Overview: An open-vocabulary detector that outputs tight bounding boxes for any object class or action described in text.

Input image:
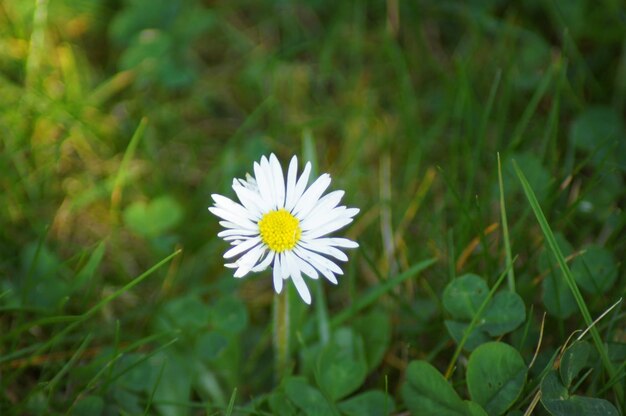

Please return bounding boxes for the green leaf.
[542,265,577,318]
[352,310,391,371]
[20,242,69,309]
[401,360,467,416]
[195,332,228,362]
[148,351,192,416]
[559,341,592,388]
[467,342,527,416]
[22,273,69,310]
[71,395,104,416]
[578,172,623,217]
[443,274,488,320]
[21,242,62,279]
[284,376,339,416]
[481,291,526,336]
[315,327,367,401]
[124,195,183,238]
[540,370,619,416]
[443,275,525,351]
[116,353,153,393]
[156,295,211,334]
[112,388,143,415]
[337,390,396,416]
[465,401,489,416]
[540,233,577,319]
[444,320,491,351]
[210,296,248,335]
[571,246,618,295]
[298,342,323,379]
[268,390,299,416]
[510,34,552,90]
[608,342,626,363]
[569,107,625,165]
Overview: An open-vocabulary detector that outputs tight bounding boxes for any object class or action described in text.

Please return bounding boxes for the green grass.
[1,1,625,415]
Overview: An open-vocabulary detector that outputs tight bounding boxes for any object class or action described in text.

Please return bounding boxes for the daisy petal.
[252,250,274,272]
[217,228,258,238]
[285,252,311,304]
[219,220,243,230]
[302,215,356,239]
[223,236,256,243]
[302,191,345,228]
[279,252,289,280]
[286,161,311,211]
[223,236,262,259]
[293,174,331,219]
[319,270,337,284]
[261,156,277,208]
[298,240,348,262]
[273,254,283,294]
[269,153,286,208]
[315,237,359,248]
[209,207,257,230]
[292,251,319,280]
[211,194,257,222]
[254,160,274,209]
[236,175,258,192]
[232,183,268,217]
[233,245,264,278]
[301,206,359,231]
[294,247,338,284]
[285,156,298,209]
[294,246,344,275]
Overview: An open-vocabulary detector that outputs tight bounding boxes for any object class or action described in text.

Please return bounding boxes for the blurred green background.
[1,0,625,415]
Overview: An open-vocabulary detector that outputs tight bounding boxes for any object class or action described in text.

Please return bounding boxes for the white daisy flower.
[209,154,359,304]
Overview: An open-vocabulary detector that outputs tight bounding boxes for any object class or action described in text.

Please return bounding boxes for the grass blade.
[110,117,148,215]
[46,333,94,397]
[25,0,48,89]
[225,388,237,416]
[497,153,515,292]
[144,358,167,415]
[2,249,181,386]
[513,162,622,407]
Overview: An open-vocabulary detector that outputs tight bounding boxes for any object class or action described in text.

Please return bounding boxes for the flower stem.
[273,289,290,382]
[314,280,330,345]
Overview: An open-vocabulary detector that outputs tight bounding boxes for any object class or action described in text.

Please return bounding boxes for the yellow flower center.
[258,209,302,253]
